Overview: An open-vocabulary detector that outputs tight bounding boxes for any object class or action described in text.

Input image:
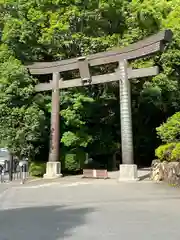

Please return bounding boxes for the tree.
[60,90,94,149]
[126,0,180,165]
[0,45,47,159]
[0,0,180,169]
[155,112,180,162]
[156,112,180,143]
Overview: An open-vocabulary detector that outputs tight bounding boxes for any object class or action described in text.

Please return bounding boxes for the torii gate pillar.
[44,72,62,179]
[118,60,138,181]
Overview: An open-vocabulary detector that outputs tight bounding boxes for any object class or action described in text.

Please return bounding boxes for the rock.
[151,160,180,185]
[161,161,168,181]
[150,159,163,182]
[151,159,160,168]
[164,162,180,185]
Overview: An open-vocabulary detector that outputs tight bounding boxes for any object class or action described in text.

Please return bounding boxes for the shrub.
[29,162,46,177]
[155,143,176,162]
[65,153,79,172]
[171,142,180,161]
[64,150,86,172]
[156,112,180,143]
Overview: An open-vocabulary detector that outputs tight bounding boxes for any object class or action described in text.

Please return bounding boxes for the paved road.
[0,184,9,196]
[0,180,180,240]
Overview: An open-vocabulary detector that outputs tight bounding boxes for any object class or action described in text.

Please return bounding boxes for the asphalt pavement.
[0,179,180,240]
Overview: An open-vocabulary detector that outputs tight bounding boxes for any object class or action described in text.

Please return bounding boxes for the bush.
[155,113,180,162]
[29,162,46,177]
[155,143,176,162]
[171,143,180,161]
[156,112,180,143]
[64,150,86,172]
[65,153,79,172]
[155,142,180,162]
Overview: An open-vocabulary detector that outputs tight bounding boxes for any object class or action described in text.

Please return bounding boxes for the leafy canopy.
[0,46,46,158]
[1,0,180,168]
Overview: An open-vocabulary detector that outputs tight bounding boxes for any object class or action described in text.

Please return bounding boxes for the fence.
[0,158,29,184]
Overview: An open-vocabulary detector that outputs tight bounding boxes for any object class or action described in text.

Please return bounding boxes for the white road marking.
[14,181,91,189]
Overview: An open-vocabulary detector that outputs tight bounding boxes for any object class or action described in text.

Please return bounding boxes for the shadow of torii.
[0,205,94,240]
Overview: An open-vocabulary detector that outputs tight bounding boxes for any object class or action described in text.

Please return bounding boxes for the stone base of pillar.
[118,164,139,182]
[43,162,62,179]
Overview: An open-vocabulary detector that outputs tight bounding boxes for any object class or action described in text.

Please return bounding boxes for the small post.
[19,160,28,184]
[9,154,13,181]
[118,60,138,181]
[44,72,62,179]
[0,165,3,183]
[21,166,25,184]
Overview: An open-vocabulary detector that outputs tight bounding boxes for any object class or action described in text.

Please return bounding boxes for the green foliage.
[64,151,85,172]
[29,162,46,177]
[155,142,180,162]
[1,0,180,167]
[0,49,47,159]
[60,91,94,149]
[156,112,180,143]
[155,142,176,161]
[155,112,180,162]
[61,131,92,148]
[64,154,79,172]
[171,142,180,161]
[0,0,128,61]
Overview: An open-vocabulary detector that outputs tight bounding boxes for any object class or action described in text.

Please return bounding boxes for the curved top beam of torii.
[27,30,172,75]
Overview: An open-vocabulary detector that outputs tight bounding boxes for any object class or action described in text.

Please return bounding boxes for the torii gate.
[27,29,172,180]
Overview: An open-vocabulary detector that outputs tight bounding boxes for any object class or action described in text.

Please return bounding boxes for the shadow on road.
[0,205,94,240]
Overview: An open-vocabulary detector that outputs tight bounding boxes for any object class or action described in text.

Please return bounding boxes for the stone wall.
[151,160,180,185]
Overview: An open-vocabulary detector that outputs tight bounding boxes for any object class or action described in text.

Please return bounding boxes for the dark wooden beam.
[27,30,172,75]
[35,66,158,92]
